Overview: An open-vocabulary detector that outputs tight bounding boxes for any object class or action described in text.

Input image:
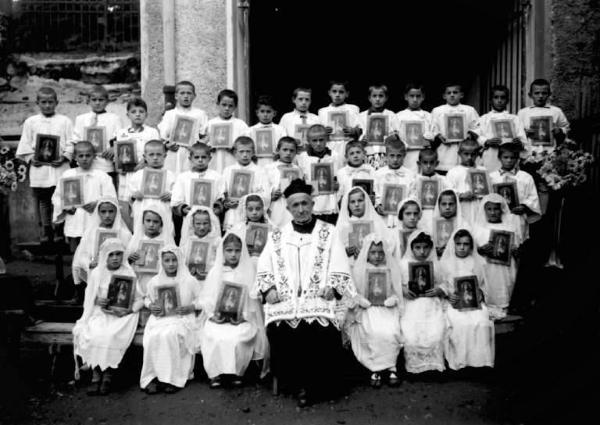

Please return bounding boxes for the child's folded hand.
[31,160,43,167]
[271,189,282,201]
[459,191,475,201]
[165,140,179,151]
[176,305,194,315]
[128,252,140,263]
[477,243,494,256]
[375,204,385,216]
[324,126,333,134]
[345,245,357,257]
[149,302,162,316]
[95,297,109,308]
[223,198,238,209]
[101,149,115,160]
[51,157,67,167]
[159,192,171,202]
[485,138,502,147]
[424,287,444,298]
[82,201,97,213]
[447,293,459,304]
[357,296,371,309]
[383,296,398,308]
[511,205,527,215]
[65,207,77,215]
[403,287,417,300]
[89,260,98,269]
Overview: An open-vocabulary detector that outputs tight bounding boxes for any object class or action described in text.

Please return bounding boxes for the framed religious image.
[246,222,269,256]
[311,162,334,195]
[328,110,348,140]
[85,126,106,153]
[399,228,413,257]
[454,275,481,311]
[381,184,405,215]
[95,229,118,259]
[351,179,374,197]
[106,275,135,313]
[468,169,490,198]
[255,128,275,158]
[216,281,246,322]
[366,269,391,306]
[529,116,553,146]
[366,114,388,145]
[190,178,213,207]
[488,230,513,266]
[210,122,233,148]
[445,114,465,142]
[435,218,455,248]
[114,139,137,172]
[171,115,196,147]
[61,175,84,209]
[135,240,163,273]
[187,240,209,279]
[156,284,180,317]
[493,181,520,210]
[404,121,427,148]
[408,261,434,296]
[228,169,253,201]
[142,169,165,199]
[278,166,301,191]
[491,119,515,142]
[348,220,373,250]
[34,134,60,164]
[294,124,311,145]
[420,179,439,210]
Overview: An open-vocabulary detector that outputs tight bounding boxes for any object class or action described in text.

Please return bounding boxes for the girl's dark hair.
[410,232,433,249]
[453,229,473,245]
[246,194,263,206]
[438,190,457,205]
[143,210,163,226]
[192,209,210,221]
[398,200,421,219]
[223,233,242,247]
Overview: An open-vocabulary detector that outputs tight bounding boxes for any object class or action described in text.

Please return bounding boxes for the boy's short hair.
[145,139,166,152]
[217,89,238,106]
[175,80,196,94]
[443,83,463,92]
[328,80,349,91]
[189,141,212,156]
[292,87,312,98]
[256,95,275,110]
[277,136,298,151]
[453,229,473,244]
[89,84,109,99]
[368,84,388,96]
[37,86,58,101]
[404,82,425,94]
[410,231,433,249]
[529,78,551,92]
[127,96,147,112]
[439,189,457,204]
[384,134,407,153]
[345,140,365,155]
[74,140,95,154]
[458,138,480,152]
[418,148,438,162]
[307,124,327,138]
[246,194,264,206]
[498,143,519,157]
[232,136,255,151]
[491,84,510,99]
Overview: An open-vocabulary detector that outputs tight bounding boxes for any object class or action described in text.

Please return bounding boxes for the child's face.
[98,203,117,227]
[368,89,387,109]
[402,204,421,229]
[143,212,162,237]
[218,96,236,119]
[439,194,457,219]
[443,86,463,106]
[37,94,58,116]
[418,154,438,176]
[144,145,166,168]
[256,105,276,124]
[75,146,94,169]
[246,200,264,222]
[412,242,432,260]
[367,242,385,266]
[405,89,424,110]
[89,93,108,113]
[328,84,348,106]
[386,147,406,169]
[499,150,518,170]
[454,236,472,258]
[223,242,242,267]
[484,202,502,223]
[161,252,178,275]
[128,106,147,127]
[175,85,196,107]
[348,191,366,218]
[293,91,311,113]
[107,251,123,270]
[346,146,365,167]
[458,146,478,167]
[190,148,211,171]
[234,143,254,165]
[308,130,328,153]
[529,84,550,107]
[491,90,508,111]
[277,142,296,164]
[192,212,211,237]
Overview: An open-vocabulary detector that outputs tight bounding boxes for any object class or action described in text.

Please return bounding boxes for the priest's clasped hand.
[317,286,335,301]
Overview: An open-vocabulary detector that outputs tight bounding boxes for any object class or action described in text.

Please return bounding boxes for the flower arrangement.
[0,143,27,194]
[535,140,594,191]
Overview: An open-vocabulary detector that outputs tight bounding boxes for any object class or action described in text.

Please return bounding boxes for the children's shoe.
[388,372,401,387]
[144,380,159,395]
[99,370,112,395]
[164,384,179,394]
[231,376,243,387]
[86,382,100,396]
[297,388,309,408]
[209,377,222,389]
[370,372,382,388]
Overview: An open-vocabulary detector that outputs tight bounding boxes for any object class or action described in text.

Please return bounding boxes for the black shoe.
[144,380,159,395]
[231,376,243,388]
[297,389,309,408]
[163,384,179,394]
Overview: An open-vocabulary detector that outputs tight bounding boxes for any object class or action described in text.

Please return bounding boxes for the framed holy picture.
[135,240,163,273]
[408,261,434,296]
[246,222,269,256]
[216,281,246,322]
[352,179,374,197]
[491,119,515,142]
[435,218,455,248]
[187,240,210,279]
[381,184,405,215]
[85,126,106,153]
[278,166,301,191]
[255,128,275,158]
[445,114,465,142]
[107,275,136,313]
[311,162,334,195]
[34,134,60,164]
[488,230,513,266]
[468,169,490,198]
[366,269,391,306]
[366,114,388,145]
[61,175,84,209]
[493,181,520,210]
[228,169,253,201]
[114,139,137,172]
[348,220,373,250]
[399,228,413,257]
[156,285,180,317]
[328,110,348,140]
[404,121,427,148]
[529,116,553,146]
[294,124,311,145]
[420,179,439,210]
[171,115,197,147]
[190,178,213,207]
[210,122,233,148]
[95,229,118,259]
[142,169,166,198]
[454,275,481,311]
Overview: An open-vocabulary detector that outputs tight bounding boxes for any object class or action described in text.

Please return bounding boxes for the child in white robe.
[179,206,221,282]
[432,189,464,258]
[345,234,403,387]
[230,194,274,266]
[141,245,202,394]
[440,228,495,370]
[73,238,142,395]
[395,198,424,258]
[245,95,287,168]
[336,140,376,202]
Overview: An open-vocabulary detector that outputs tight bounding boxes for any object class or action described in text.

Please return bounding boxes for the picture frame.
[142,169,166,199]
[215,281,246,322]
[228,169,254,201]
[156,284,180,317]
[529,116,553,146]
[135,240,163,273]
[34,134,61,164]
[114,139,137,172]
[366,113,388,145]
[311,162,334,195]
[95,229,118,259]
[399,228,413,257]
[210,122,233,148]
[419,179,439,210]
[85,126,107,153]
[246,222,269,256]
[190,178,213,207]
[488,230,513,266]
[106,275,136,313]
[435,218,455,248]
[381,184,405,215]
[348,220,373,250]
[187,239,210,279]
[404,121,427,148]
[468,169,490,198]
[278,166,301,191]
[171,115,197,147]
[255,128,275,158]
[491,119,515,142]
[328,110,349,140]
[454,275,481,311]
[445,114,465,142]
[294,124,311,145]
[61,175,84,209]
[408,261,434,296]
[366,268,391,306]
[493,181,520,210]
[351,178,374,197]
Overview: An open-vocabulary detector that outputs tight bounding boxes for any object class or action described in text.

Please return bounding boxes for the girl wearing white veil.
[345,233,404,387]
[179,206,221,282]
[440,228,495,370]
[73,238,142,395]
[230,193,275,265]
[400,230,449,374]
[140,245,203,394]
[199,230,267,388]
[395,198,424,258]
[431,189,464,258]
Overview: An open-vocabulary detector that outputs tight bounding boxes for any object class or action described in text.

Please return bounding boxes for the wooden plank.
[22,322,144,346]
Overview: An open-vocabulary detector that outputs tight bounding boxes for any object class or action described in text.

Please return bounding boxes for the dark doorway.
[249,0,515,125]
